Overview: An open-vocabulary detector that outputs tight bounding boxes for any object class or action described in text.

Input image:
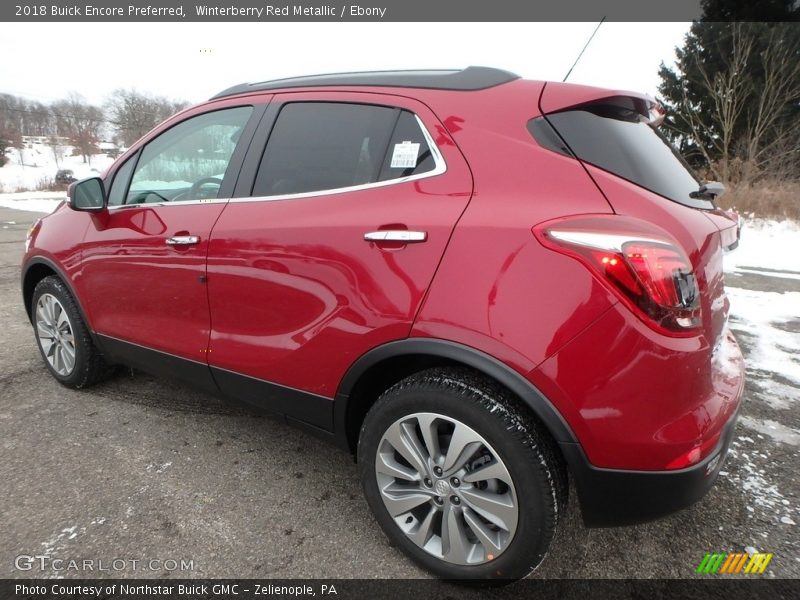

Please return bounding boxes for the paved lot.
[1,206,797,579]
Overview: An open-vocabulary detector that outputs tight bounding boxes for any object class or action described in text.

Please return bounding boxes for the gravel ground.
[0,206,797,580]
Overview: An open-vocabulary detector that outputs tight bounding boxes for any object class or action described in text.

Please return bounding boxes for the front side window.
[107,154,136,206]
[252,102,438,197]
[126,106,252,204]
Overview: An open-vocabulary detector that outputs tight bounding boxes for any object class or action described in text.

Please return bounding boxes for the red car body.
[22,68,744,526]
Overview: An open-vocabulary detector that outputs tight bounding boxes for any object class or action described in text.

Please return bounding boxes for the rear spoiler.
[539,82,665,126]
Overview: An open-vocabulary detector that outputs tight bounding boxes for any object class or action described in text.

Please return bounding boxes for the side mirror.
[68,177,106,212]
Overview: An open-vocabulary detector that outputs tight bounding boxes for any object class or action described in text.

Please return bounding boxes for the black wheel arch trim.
[333,337,579,448]
[22,256,94,333]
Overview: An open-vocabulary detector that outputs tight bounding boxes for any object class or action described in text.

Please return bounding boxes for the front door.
[79,105,258,373]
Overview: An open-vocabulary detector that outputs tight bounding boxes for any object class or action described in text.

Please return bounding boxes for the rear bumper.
[561,404,741,527]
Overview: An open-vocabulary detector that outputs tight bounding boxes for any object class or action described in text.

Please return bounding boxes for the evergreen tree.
[658,1,800,182]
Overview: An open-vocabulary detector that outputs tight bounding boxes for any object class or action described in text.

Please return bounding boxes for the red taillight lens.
[534,216,702,336]
[664,432,721,470]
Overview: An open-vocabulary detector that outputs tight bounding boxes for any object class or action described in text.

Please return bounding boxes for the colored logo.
[697,552,773,574]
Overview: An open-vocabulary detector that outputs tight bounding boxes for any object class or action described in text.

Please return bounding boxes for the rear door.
[79,103,263,377]
[205,92,473,424]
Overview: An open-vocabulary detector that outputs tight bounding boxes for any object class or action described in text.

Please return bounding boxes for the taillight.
[664,432,721,470]
[533,216,702,336]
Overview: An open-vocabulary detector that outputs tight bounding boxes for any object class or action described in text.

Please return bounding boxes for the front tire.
[31,276,109,388]
[358,368,564,581]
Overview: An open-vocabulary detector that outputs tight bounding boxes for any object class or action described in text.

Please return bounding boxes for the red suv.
[22,67,744,580]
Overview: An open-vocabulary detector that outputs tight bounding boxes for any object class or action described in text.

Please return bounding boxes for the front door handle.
[364,230,427,243]
[166,235,200,246]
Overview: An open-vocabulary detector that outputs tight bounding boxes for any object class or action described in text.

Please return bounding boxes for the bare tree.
[106,89,188,147]
[24,100,52,136]
[0,127,22,168]
[0,94,24,167]
[675,24,800,184]
[47,134,66,167]
[51,94,104,164]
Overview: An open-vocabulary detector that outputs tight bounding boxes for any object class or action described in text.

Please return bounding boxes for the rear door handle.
[166,235,200,246]
[364,230,427,243]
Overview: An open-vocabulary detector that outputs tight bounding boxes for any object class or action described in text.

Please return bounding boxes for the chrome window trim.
[230,113,446,205]
[107,198,229,211]
[106,114,446,211]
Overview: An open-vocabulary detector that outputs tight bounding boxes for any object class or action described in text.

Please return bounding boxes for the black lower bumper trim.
[561,409,740,527]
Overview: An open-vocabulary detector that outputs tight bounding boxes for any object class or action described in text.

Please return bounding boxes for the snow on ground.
[725,219,800,278]
[722,219,800,530]
[0,191,66,214]
[724,285,800,385]
[738,416,800,446]
[0,143,114,192]
[724,435,790,515]
[723,220,800,392]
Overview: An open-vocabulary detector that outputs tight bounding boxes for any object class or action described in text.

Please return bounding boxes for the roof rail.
[211,66,520,99]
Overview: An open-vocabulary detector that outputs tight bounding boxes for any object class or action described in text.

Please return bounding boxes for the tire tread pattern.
[32,275,110,389]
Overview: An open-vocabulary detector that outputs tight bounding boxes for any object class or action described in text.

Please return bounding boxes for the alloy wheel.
[375,412,518,565]
[35,293,76,376]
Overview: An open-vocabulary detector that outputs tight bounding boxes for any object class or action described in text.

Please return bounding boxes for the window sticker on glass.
[390,141,420,169]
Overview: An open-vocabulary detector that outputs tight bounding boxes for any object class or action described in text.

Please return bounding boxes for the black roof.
[211,66,520,99]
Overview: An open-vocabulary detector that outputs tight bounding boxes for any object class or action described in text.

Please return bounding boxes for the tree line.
[2,1,798,193]
[0,90,188,166]
[658,2,798,187]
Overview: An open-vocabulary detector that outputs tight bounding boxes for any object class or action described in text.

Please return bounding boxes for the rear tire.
[32,276,110,388]
[358,367,564,581]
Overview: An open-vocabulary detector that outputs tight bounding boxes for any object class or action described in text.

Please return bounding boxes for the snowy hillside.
[0,143,116,192]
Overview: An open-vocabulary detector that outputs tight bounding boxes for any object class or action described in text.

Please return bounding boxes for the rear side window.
[252,102,437,197]
[538,105,708,209]
[379,110,435,180]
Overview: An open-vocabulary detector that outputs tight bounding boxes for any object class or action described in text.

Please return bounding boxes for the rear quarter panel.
[412,80,617,374]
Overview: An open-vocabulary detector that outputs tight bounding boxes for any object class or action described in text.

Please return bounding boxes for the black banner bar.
[2,1,708,23]
[3,579,799,600]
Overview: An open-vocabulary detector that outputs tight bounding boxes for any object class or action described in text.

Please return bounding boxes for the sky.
[0,22,690,106]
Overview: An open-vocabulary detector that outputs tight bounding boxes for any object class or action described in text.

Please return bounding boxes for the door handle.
[165,235,200,246]
[364,230,427,243]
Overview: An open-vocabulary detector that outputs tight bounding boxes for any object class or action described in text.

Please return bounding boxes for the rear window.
[533,105,711,209]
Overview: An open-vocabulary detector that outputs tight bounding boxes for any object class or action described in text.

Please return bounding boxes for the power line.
[3,105,168,122]
[1,105,174,132]
[3,106,110,124]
